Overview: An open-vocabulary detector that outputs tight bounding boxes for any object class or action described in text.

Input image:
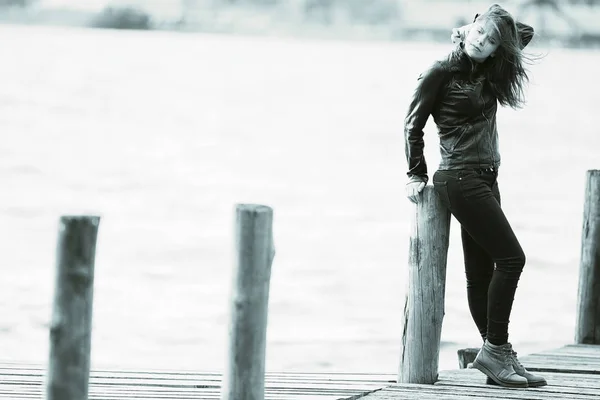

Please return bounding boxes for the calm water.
[0,24,598,373]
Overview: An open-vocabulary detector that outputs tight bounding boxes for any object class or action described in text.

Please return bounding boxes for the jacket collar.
[457,42,488,74]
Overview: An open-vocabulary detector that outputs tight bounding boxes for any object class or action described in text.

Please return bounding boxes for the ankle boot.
[472,348,548,387]
[510,348,547,387]
[472,341,528,388]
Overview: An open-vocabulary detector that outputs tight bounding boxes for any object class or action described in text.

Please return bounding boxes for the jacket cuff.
[407,175,429,185]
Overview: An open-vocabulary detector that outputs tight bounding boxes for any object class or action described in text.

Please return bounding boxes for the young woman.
[403,4,546,388]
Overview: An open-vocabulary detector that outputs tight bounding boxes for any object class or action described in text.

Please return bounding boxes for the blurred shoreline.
[2,0,600,48]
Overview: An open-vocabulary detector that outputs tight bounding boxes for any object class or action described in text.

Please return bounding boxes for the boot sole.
[472,359,528,388]
[487,377,547,387]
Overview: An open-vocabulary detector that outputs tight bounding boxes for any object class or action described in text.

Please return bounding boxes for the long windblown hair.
[450,4,533,109]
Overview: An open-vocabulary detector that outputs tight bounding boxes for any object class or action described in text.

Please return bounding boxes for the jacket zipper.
[480,87,495,167]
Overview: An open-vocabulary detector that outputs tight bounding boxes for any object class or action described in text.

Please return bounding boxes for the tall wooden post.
[221,204,275,400]
[47,216,101,400]
[399,186,451,384]
[575,169,600,344]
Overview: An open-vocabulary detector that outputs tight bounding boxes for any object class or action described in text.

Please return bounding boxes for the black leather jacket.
[404,19,534,184]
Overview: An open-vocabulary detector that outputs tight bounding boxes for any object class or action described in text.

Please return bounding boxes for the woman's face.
[464,19,500,63]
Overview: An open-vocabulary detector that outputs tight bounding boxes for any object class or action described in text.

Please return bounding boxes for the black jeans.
[432,168,526,345]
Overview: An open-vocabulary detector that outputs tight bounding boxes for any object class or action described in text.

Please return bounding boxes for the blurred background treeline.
[1,0,599,47]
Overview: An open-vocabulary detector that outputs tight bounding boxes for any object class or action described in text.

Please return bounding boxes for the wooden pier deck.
[2,344,599,399]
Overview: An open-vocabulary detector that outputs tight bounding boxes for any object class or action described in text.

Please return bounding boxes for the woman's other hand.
[451,23,472,44]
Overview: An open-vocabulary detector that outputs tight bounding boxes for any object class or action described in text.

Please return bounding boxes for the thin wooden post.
[46,215,101,400]
[575,169,600,344]
[457,348,480,369]
[399,185,451,384]
[221,204,275,400]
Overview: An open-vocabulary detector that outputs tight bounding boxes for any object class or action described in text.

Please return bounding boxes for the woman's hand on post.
[406,180,426,204]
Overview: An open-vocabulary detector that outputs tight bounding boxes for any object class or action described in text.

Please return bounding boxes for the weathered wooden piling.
[46,215,101,400]
[221,204,275,400]
[575,169,600,344]
[399,185,451,384]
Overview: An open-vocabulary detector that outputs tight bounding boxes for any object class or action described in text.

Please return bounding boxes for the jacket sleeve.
[473,13,534,49]
[404,62,446,184]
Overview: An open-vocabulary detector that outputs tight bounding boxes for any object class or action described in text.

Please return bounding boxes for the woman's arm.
[404,62,447,184]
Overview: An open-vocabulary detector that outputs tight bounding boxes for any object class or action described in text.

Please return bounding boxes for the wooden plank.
[507,344,600,374]
[0,379,385,392]
[0,363,397,382]
[0,368,396,385]
[0,389,369,400]
[0,386,372,400]
[527,344,600,357]
[518,356,600,374]
[438,369,600,389]
[362,382,600,399]
[454,344,600,360]
[437,369,600,393]
[0,386,383,399]
[0,368,392,400]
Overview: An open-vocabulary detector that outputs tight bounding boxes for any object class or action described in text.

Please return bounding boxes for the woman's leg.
[433,170,524,345]
[461,226,494,342]
[460,178,501,342]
